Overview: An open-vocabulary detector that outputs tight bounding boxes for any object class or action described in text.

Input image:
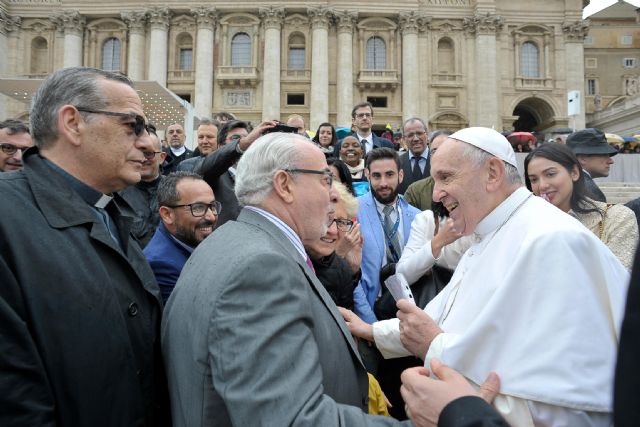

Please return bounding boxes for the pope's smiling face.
[431,139,487,236]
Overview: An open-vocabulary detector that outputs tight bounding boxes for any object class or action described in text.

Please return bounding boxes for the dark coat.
[0,149,169,426]
[198,140,243,226]
[398,151,430,195]
[312,252,359,311]
[144,222,192,304]
[583,172,607,202]
[162,147,194,175]
[119,176,162,248]
[176,155,205,173]
[438,396,509,427]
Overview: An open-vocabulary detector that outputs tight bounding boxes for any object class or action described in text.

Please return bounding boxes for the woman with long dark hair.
[312,122,338,157]
[525,143,638,269]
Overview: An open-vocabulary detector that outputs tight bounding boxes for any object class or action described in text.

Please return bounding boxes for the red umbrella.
[507,132,536,145]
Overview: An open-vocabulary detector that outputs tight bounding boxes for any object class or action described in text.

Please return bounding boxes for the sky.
[583,0,640,18]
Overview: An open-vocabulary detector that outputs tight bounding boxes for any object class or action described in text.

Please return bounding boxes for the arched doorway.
[511,97,556,133]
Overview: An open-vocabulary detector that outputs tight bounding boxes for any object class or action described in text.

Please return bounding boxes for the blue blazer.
[143,222,192,304]
[354,193,420,323]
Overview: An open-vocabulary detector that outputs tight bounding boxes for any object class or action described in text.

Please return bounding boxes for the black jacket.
[0,149,169,426]
[199,141,243,226]
[120,176,162,248]
[312,252,359,311]
[162,146,194,174]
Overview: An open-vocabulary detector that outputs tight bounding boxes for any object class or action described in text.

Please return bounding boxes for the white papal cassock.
[373,187,630,427]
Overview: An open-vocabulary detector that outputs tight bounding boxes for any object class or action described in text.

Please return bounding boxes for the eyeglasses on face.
[284,168,333,188]
[329,218,354,232]
[75,107,153,137]
[167,201,222,217]
[0,143,25,155]
[404,131,426,140]
[142,151,163,160]
[355,112,372,119]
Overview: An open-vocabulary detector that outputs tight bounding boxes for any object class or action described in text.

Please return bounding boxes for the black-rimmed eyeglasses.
[75,107,153,137]
[0,143,26,155]
[284,168,333,187]
[167,201,222,217]
[328,218,354,232]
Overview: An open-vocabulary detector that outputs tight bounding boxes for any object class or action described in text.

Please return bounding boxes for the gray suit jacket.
[162,208,404,426]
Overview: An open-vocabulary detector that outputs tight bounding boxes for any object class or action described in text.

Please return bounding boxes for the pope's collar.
[473,187,531,239]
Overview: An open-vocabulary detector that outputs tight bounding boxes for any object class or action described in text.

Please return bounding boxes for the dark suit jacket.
[176,155,205,173]
[583,171,607,202]
[439,396,509,427]
[333,132,394,158]
[398,151,430,195]
[163,147,194,174]
[198,141,242,226]
[162,208,405,426]
[144,222,192,304]
[0,148,168,426]
[614,239,640,426]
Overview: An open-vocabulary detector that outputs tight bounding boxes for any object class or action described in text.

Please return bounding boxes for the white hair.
[235,132,306,206]
[459,141,522,185]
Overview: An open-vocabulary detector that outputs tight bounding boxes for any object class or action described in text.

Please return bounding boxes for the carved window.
[176,33,193,71]
[30,37,48,75]
[101,38,121,72]
[437,38,455,73]
[587,79,597,95]
[366,36,386,69]
[231,33,251,66]
[288,33,306,69]
[520,42,539,78]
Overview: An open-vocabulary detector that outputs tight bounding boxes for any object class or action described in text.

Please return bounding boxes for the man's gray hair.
[402,117,427,132]
[30,67,132,149]
[459,142,522,185]
[235,133,305,206]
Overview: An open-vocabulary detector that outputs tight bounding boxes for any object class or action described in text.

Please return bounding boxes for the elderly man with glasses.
[0,67,169,426]
[144,171,220,303]
[0,119,33,172]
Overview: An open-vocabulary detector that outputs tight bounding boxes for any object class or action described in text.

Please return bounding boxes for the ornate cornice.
[562,19,589,41]
[259,6,284,30]
[121,11,147,34]
[146,7,170,30]
[0,11,21,35]
[334,10,357,34]
[192,6,218,29]
[463,12,503,35]
[398,11,430,34]
[51,10,85,35]
[307,6,334,30]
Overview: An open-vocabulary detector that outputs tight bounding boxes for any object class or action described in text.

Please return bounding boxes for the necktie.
[412,157,423,181]
[382,205,402,263]
[305,254,316,273]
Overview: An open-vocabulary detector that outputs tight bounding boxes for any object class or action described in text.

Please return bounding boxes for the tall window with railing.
[231,33,251,66]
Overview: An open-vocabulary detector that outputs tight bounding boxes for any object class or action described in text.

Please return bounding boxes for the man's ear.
[159,152,167,162]
[364,168,370,180]
[272,170,295,204]
[398,168,404,184]
[58,105,83,147]
[486,157,505,192]
[159,206,175,224]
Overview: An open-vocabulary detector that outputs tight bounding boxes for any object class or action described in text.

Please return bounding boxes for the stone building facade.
[0,0,588,134]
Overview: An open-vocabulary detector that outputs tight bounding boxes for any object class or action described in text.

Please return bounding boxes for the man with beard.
[120,124,166,247]
[162,123,194,174]
[144,171,219,303]
[354,147,420,325]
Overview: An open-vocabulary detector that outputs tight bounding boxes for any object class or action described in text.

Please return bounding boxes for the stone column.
[53,11,85,68]
[259,7,284,121]
[147,7,170,87]
[335,10,357,127]
[307,7,333,131]
[463,13,503,128]
[121,11,147,81]
[192,7,219,118]
[0,13,21,119]
[563,20,589,129]
[399,12,423,122]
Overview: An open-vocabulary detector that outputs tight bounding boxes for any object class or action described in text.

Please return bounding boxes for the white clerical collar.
[171,145,186,157]
[473,187,531,238]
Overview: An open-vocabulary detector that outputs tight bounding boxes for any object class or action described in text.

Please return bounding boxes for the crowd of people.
[1,66,639,427]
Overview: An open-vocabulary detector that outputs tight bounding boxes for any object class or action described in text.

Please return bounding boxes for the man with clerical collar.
[0,67,169,425]
[163,122,194,174]
[0,119,33,172]
[144,171,219,303]
[342,127,629,426]
[120,123,167,247]
[354,147,420,325]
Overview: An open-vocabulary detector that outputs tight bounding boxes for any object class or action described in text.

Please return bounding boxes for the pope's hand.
[397,299,442,360]
[400,358,501,427]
